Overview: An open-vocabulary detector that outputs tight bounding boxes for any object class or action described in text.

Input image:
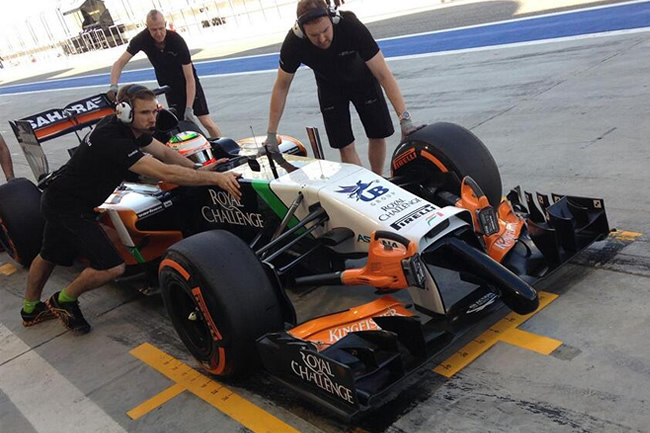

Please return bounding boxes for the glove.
[263,132,280,153]
[400,117,426,141]
[107,84,118,103]
[184,107,196,122]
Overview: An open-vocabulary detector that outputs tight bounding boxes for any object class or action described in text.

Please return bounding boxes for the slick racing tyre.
[0,178,44,267]
[159,230,284,378]
[391,122,502,207]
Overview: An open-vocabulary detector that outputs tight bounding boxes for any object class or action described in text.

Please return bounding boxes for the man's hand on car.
[263,132,280,153]
[400,117,426,141]
[216,171,242,200]
[184,107,197,123]
[107,84,118,103]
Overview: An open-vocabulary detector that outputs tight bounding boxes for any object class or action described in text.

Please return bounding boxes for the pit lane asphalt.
[1,2,650,432]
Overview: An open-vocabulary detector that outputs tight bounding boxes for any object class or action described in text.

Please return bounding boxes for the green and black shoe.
[21,301,57,327]
[46,292,91,334]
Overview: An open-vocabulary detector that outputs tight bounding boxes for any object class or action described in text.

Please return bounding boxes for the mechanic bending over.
[264,0,424,175]
[0,133,15,182]
[20,84,241,334]
[109,9,222,138]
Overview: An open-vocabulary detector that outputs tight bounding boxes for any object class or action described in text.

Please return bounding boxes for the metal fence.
[0,0,301,63]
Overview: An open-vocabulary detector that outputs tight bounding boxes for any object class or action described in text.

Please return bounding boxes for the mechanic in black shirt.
[20,84,241,333]
[265,0,423,175]
[109,10,222,138]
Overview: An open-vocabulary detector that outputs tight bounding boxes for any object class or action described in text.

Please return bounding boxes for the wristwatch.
[399,111,411,121]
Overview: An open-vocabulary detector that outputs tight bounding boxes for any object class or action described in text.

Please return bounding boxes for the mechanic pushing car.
[264,0,424,175]
[109,10,222,138]
[20,84,241,334]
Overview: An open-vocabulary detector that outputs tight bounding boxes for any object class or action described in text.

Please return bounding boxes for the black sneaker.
[46,292,91,334]
[21,301,57,327]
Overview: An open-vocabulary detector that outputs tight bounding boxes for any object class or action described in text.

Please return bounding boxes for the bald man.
[109,10,222,138]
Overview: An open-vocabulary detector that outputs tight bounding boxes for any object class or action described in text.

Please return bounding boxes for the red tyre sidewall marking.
[159,258,190,280]
[420,150,449,173]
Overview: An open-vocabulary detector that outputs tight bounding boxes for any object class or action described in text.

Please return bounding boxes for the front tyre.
[159,230,283,378]
[391,122,502,207]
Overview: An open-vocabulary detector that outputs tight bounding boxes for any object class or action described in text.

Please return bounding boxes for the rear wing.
[9,93,115,180]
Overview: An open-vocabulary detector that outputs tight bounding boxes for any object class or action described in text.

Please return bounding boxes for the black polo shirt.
[279,11,380,89]
[45,115,151,212]
[127,29,196,87]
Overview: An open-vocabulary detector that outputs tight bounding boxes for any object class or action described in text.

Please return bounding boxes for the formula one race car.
[0,92,609,420]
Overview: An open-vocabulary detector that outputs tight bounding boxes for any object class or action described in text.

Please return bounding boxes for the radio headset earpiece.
[292,6,341,39]
[115,84,149,125]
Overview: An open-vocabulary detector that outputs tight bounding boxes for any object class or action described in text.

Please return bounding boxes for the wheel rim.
[167,279,214,360]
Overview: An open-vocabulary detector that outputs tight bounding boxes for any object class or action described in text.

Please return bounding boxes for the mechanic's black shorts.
[39,194,124,270]
[165,79,211,117]
[318,79,394,149]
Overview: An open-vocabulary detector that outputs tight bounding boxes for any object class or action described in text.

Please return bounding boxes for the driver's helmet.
[166,131,216,166]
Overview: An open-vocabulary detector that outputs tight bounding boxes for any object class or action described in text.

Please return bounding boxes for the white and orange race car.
[0,91,609,420]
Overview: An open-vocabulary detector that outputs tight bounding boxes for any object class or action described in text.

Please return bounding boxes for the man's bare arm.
[0,134,15,181]
[366,51,425,138]
[110,51,135,87]
[141,138,195,168]
[182,64,197,111]
[129,155,241,199]
[267,68,295,134]
[365,51,407,116]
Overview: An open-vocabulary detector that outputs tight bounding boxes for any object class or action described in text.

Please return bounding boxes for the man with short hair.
[265,0,423,175]
[109,10,222,138]
[21,84,241,333]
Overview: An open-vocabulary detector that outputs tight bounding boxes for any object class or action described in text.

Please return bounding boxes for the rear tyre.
[391,122,502,206]
[0,178,44,266]
[159,230,284,378]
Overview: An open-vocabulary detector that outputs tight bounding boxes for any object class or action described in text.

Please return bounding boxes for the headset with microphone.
[292,6,341,39]
[115,84,150,125]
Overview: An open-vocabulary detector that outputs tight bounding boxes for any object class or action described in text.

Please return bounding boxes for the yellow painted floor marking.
[499,328,562,355]
[610,229,642,242]
[0,263,17,276]
[127,382,186,420]
[433,291,561,378]
[129,343,302,433]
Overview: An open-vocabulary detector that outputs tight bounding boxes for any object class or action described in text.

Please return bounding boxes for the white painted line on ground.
[4,9,649,96]
[377,0,650,42]
[0,323,128,433]
[384,27,650,63]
